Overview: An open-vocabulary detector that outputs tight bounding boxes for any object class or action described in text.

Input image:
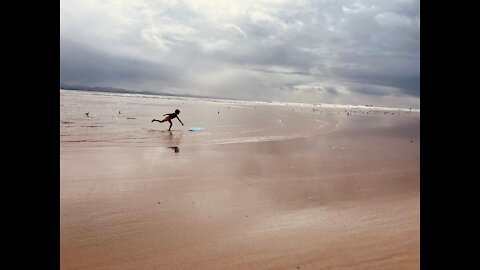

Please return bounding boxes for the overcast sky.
[60,0,420,108]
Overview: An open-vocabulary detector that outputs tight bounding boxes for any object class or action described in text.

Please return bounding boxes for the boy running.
[152,109,184,131]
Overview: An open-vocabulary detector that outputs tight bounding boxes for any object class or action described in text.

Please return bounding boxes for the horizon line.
[60,86,420,112]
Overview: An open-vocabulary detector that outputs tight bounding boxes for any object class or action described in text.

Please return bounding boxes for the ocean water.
[60,89,420,112]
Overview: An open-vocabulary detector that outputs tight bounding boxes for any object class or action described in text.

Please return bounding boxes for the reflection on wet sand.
[168,146,180,153]
[164,131,182,154]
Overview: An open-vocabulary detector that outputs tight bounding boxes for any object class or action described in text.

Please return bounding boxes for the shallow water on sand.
[61,90,339,147]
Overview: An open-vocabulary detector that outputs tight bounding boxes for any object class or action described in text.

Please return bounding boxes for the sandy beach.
[60,89,420,269]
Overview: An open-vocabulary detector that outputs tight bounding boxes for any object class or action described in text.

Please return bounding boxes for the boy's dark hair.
[175,109,180,114]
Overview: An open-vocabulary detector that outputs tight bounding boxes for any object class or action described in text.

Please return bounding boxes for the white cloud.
[342,2,376,14]
[224,24,248,38]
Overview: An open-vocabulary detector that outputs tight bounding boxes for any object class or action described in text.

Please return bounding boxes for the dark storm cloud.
[324,86,340,95]
[60,39,180,88]
[60,0,420,108]
[334,68,420,97]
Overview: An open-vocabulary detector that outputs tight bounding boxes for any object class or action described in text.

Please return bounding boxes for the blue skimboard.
[189,127,205,131]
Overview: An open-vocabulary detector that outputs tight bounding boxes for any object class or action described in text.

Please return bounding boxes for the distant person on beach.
[152,109,184,131]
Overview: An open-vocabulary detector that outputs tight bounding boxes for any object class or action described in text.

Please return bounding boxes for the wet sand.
[60,90,420,269]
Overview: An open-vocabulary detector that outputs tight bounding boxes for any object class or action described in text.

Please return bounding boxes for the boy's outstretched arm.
[177,117,184,125]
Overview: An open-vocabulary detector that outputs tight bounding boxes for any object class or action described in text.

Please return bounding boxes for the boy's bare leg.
[168,120,172,131]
